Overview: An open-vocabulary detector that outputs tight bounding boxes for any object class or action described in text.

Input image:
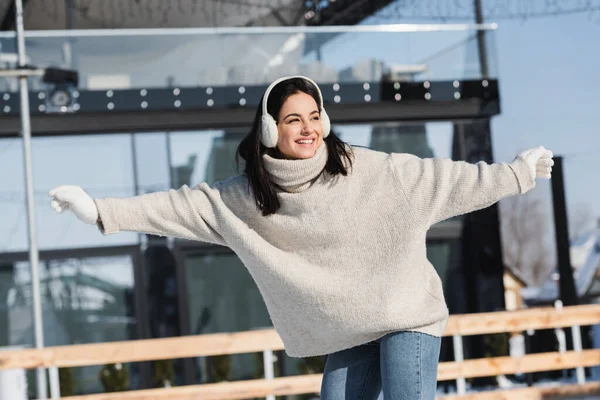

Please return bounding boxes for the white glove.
[516,146,554,180]
[49,185,99,225]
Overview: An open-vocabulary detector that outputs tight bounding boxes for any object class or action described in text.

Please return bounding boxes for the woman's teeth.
[297,139,314,144]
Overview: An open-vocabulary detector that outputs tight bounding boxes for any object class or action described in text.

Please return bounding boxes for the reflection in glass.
[0,255,138,395]
[143,236,186,387]
[33,135,137,251]
[167,122,454,192]
[370,123,434,158]
[10,27,497,91]
[133,133,171,195]
[204,129,247,185]
[0,135,139,252]
[0,138,26,253]
[169,130,225,188]
[184,250,274,383]
[335,121,453,159]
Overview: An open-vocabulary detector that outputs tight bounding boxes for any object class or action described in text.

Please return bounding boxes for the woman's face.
[276,92,323,159]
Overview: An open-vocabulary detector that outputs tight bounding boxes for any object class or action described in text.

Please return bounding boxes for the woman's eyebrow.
[283,110,319,119]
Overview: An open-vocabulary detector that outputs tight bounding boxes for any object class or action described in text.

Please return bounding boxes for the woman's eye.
[288,118,299,123]
[312,116,320,121]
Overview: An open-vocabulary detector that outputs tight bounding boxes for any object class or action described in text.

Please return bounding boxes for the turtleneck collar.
[262,143,328,193]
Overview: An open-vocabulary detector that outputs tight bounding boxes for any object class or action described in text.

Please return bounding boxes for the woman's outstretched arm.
[49,183,227,245]
[389,146,553,227]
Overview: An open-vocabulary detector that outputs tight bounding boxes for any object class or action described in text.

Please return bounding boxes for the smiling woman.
[49,75,554,400]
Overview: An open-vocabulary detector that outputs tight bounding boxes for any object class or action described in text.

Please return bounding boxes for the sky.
[0,7,598,263]
[491,14,600,227]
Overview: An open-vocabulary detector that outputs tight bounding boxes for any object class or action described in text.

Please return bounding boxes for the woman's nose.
[301,123,312,134]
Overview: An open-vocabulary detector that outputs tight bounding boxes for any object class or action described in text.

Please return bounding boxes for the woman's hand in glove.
[49,185,99,225]
[516,146,554,180]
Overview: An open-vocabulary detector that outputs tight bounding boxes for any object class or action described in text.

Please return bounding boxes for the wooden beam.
[443,304,600,336]
[440,381,600,399]
[0,329,283,370]
[52,373,600,400]
[438,349,600,381]
[3,305,600,370]
[59,374,323,400]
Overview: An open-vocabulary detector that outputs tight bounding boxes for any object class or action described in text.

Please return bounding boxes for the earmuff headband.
[261,75,325,117]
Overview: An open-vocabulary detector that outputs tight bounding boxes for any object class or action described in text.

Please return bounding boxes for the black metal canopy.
[0,78,499,137]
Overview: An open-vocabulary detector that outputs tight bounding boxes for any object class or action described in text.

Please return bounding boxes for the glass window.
[133,133,171,195]
[335,121,453,158]
[168,130,241,188]
[0,135,139,253]
[0,138,27,253]
[16,28,495,91]
[0,252,140,396]
[427,239,465,313]
[166,122,455,190]
[183,248,274,383]
[32,134,138,250]
[185,250,271,336]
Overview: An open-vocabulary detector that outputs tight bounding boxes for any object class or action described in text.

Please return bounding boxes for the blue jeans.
[320,331,441,400]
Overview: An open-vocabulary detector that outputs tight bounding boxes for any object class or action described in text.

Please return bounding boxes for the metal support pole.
[554,300,569,381]
[525,329,535,386]
[474,0,489,78]
[571,325,586,384]
[263,349,275,400]
[14,0,47,398]
[452,334,466,394]
[48,366,60,399]
[551,157,579,306]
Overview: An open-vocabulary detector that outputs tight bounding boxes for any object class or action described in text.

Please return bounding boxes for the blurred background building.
[0,0,599,397]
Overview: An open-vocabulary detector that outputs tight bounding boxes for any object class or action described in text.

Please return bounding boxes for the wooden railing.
[1,304,600,399]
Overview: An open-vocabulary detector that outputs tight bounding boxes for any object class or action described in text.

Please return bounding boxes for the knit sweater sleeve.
[389,153,535,227]
[93,183,227,245]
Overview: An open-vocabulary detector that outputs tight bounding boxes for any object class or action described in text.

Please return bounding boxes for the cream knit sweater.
[94,144,535,357]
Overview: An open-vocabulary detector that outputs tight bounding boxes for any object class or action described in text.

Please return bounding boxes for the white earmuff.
[260,75,330,148]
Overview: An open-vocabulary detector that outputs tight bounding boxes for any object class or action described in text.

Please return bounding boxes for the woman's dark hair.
[236,77,353,216]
